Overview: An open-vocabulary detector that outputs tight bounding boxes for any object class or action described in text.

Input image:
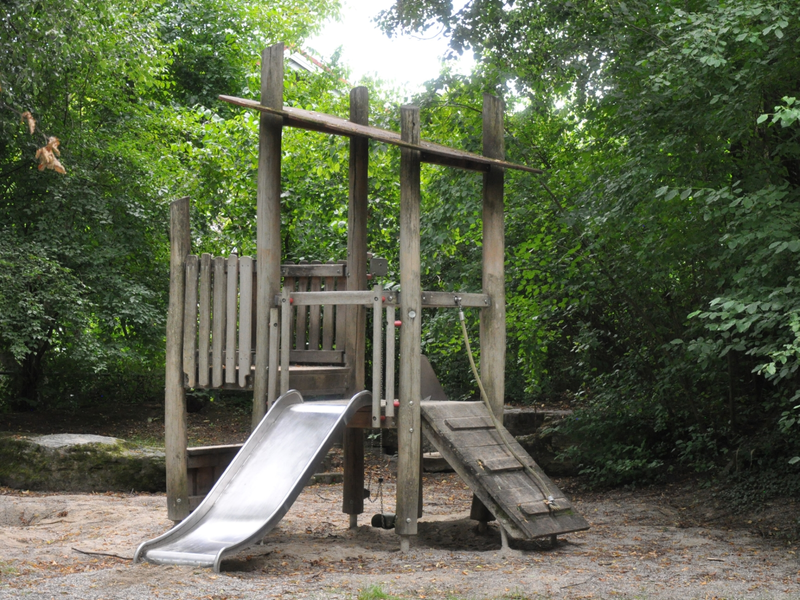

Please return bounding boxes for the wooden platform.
[421,400,589,540]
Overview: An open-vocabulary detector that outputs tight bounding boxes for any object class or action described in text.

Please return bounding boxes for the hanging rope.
[456,300,560,511]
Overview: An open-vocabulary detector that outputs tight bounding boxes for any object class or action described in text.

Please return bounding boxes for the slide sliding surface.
[135,389,370,572]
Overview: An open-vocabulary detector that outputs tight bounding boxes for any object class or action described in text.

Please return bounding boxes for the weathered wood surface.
[308,265,322,349]
[182,255,199,389]
[289,290,375,306]
[380,290,489,308]
[280,288,291,394]
[481,94,506,423]
[218,95,543,175]
[281,262,344,277]
[343,86,369,522]
[198,254,211,387]
[165,197,191,521]
[397,105,423,538]
[421,401,589,540]
[323,276,335,351]
[252,42,284,430]
[372,284,382,427]
[211,256,226,388]
[225,254,238,384]
[384,304,396,417]
[267,307,279,408]
[185,258,352,388]
[238,256,254,388]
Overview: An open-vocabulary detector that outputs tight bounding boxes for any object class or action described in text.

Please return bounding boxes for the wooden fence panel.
[308,272,322,350]
[322,275,335,350]
[198,254,212,387]
[225,254,238,384]
[211,257,226,388]
[183,255,199,388]
[238,256,253,387]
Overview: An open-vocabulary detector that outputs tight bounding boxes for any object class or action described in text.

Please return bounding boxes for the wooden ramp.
[421,401,589,540]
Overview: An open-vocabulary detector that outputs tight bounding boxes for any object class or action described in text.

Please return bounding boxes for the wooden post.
[343,86,369,528]
[252,43,284,430]
[480,92,506,421]
[471,93,507,525]
[165,197,191,522]
[396,105,422,549]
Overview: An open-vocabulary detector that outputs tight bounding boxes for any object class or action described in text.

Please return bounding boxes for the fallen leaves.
[20,111,35,135]
[35,136,66,174]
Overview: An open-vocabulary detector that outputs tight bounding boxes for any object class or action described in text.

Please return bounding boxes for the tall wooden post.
[397,105,422,551]
[480,93,506,420]
[343,86,369,528]
[252,43,284,429]
[471,93,507,525]
[166,197,191,521]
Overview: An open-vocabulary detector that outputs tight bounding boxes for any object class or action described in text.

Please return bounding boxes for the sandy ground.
[0,471,798,600]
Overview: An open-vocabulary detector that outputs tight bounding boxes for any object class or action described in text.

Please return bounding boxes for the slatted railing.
[181,255,348,390]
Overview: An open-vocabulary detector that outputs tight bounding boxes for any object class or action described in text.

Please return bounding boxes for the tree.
[380,0,800,480]
[0,0,341,408]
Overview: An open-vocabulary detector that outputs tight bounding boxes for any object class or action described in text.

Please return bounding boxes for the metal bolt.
[406,518,411,523]
[408,310,417,319]
[409,428,413,433]
[176,498,181,503]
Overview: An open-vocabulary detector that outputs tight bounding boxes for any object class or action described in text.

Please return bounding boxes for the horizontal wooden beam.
[281,263,344,277]
[289,349,344,364]
[421,291,490,308]
[276,290,378,306]
[383,291,490,308]
[219,95,543,175]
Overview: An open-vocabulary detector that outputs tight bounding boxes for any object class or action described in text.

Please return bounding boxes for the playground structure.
[138,43,588,569]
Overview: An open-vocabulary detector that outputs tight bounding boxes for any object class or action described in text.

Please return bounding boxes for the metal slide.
[135,389,370,572]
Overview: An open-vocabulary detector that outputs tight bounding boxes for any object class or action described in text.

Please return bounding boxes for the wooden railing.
[181,255,349,390]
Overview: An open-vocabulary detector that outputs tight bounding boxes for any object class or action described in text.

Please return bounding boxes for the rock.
[423,451,453,473]
[0,433,165,493]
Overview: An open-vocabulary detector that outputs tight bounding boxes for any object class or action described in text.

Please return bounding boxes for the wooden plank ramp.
[421,400,589,540]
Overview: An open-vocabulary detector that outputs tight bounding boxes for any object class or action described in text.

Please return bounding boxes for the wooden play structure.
[163,43,588,552]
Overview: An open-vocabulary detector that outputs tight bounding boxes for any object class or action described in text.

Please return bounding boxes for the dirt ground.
[1,400,799,599]
[1,457,799,600]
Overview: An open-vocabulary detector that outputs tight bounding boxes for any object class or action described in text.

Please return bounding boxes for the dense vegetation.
[380,0,800,486]
[2,0,799,489]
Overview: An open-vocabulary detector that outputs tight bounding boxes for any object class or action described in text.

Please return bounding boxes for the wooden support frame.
[396,105,423,543]
[252,43,284,430]
[166,197,191,522]
[161,47,537,545]
[480,93,506,422]
[343,86,369,527]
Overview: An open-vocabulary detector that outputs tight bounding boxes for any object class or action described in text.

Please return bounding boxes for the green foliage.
[383,0,800,483]
[357,585,405,600]
[0,0,342,409]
